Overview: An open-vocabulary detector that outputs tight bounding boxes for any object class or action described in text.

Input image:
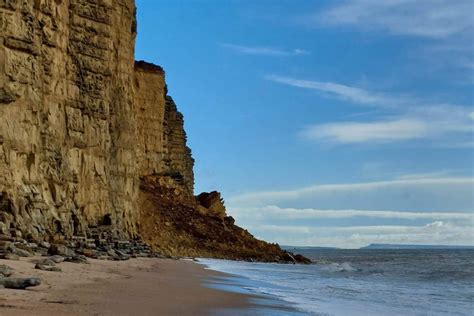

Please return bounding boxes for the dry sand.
[0,257,255,315]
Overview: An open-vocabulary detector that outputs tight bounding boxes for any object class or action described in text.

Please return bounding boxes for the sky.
[135,0,474,248]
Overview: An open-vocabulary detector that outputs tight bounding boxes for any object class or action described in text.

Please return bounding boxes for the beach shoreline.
[0,257,268,315]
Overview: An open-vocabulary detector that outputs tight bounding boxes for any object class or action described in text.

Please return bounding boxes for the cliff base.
[139,176,309,263]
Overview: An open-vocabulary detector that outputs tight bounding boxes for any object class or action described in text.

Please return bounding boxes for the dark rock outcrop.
[196,192,227,219]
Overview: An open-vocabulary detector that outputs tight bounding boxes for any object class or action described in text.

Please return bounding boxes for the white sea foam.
[199,249,474,316]
[324,262,357,272]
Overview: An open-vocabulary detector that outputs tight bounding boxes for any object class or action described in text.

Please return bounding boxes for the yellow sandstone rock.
[0,0,308,263]
[0,0,194,240]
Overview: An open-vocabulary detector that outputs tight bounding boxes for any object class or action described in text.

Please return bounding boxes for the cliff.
[0,0,308,263]
[0,0,139,239]
[133,61,194,193]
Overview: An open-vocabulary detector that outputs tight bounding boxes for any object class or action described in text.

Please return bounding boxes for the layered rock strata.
[133,61,194,193]
[0,1,308,263]
[0,0,139,239]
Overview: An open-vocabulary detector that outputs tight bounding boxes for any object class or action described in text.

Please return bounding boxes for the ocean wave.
[199,250,474,316]
[321,262,358,273]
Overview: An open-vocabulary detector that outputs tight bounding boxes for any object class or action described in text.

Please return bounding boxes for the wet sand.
[0,257,257,315]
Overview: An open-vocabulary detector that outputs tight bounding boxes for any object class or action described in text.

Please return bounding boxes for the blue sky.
[135,0,474,248]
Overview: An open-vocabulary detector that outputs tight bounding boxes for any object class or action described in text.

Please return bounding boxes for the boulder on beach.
[35,263,61,272]
[0,277,42,289]
[0,264,14,277]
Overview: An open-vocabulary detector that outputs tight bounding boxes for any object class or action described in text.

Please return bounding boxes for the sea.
[199,249,474,315]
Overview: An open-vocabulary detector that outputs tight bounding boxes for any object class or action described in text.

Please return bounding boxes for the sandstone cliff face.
[0,0,139,239]
[0,1,306,263]
[133,61,194,193]
[0,1,196,241]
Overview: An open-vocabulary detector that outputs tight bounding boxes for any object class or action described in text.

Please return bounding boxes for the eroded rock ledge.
[0,0,309,263]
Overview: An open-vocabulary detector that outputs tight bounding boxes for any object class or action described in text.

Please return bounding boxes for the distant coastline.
[360,243,474,250]
[282,246,339,250]
[283,244,474,250]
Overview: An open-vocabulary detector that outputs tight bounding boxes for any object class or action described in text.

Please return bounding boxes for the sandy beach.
[0,257,256,316]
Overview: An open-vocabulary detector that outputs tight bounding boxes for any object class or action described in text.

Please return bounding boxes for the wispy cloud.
[227,174,473,248]
[301,117,472,144]
[247,221,474,248]
[222,43,310,56]
[301,0,474,75]
[266,75,395,107]
[265,75,471,111]
[232,205,474,221]
[228,175,474,211]
[314,0,473,39]
[396,171,456,181]
[266,75,473,145]
[301,119,429,143]
[255,221,469,236]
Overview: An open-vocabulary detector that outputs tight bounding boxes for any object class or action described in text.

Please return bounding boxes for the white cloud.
[227,173,474,248]
[396,171,454,180]
[265,75,394,107]
[245,221,474,248]
[230,177,474,201]
[257,221,464,235]
[265,75,471,112]
[228,176,474,212]
[301,119,428,143]
[315,0,474,39]
[265,75,472,113]
[231,205,474,221]
[221,43,310,56]
[301,1,474,78]
[227,174,474,247]
[265,75,473,145]
[301,116,472,144]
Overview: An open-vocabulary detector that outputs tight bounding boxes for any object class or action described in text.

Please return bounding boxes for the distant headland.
[360,244,474,250]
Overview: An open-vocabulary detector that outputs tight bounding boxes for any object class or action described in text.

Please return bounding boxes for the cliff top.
[135,60,165,74]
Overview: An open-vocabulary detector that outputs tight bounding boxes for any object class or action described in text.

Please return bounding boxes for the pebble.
[35,263,61,272]
[48,255,65,263]
[64,255,89,264]
[0,264,14,277]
